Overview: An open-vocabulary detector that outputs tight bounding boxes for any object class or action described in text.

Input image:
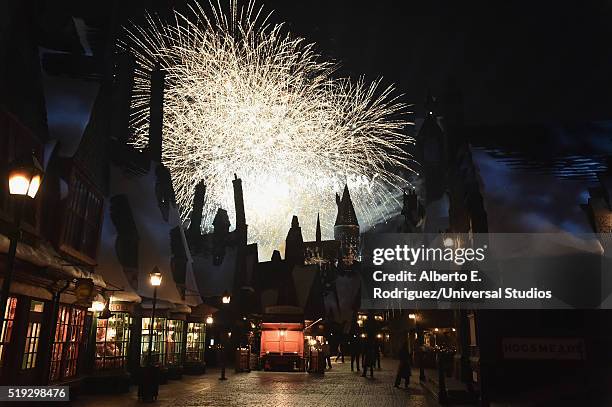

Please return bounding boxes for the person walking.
[376,342,382,370]
[350,336,361,372]
[322,341,332,369]
[304,338,311,371]
[394,342,412,389]
[335,341,345,363]
[361,341,375,378]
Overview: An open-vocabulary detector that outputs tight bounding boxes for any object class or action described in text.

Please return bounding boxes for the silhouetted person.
[361,341,375,378]
[350,337,361,371]
[335,342,345,363]
[394,342,412,389]
[376,342,382,369]
[322,341,332,369]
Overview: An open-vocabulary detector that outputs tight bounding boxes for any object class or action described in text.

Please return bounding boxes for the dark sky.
[256,0,612,125]
[33,0,612,235]
[54,0,612,127]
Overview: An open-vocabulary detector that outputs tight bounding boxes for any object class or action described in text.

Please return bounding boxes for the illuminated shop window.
[50,305,85,382]
[95,313,131,369]
[0,297,17,367]
[185,322,206,363]
[166,320,184,366]
[141,317,166,366]
[21,300,45,370]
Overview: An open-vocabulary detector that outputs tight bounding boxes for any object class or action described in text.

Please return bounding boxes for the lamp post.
[147,269,163,366]
[411,312,426,382]
[220,290,230,380]
[0,154,43,336]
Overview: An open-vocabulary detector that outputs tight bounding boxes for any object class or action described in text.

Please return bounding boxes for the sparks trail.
[121,0,415,256]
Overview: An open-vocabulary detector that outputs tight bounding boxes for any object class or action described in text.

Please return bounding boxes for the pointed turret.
[335,184,359,227]
[333,185,360,265]
[315,213,321,243]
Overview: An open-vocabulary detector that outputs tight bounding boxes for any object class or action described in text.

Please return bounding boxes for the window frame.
[59,168,104,265]
[140,317,167,366]
[0,297,17,368]
[49,305,86,383]
[95,312,132,370]
[165,319,184,366]
[185,322,206,363]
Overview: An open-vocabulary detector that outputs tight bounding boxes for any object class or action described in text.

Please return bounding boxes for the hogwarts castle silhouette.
[186,177,362,328]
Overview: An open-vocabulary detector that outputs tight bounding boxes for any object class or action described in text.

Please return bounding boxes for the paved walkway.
[75,358,439,407]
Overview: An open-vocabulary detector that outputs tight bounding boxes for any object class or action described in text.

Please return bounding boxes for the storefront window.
[0,297,17,367]
[141,317,166,366]
[166,320,184,366]
[50,305,86,382]
[185,322,206,363]
[21,300,45,370]
[95,313,131,369]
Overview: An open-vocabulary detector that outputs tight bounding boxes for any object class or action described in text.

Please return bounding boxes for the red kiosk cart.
[259,307,305,371]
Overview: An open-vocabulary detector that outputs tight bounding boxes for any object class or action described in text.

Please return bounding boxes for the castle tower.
[285,215,305,268]
[334,184,360,263]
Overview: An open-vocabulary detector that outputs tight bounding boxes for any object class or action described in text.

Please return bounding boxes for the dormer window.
[59,170,103,263]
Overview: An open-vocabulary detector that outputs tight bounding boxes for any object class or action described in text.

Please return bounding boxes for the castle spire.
[335,184,358,227]
[315,213,321,243]
[333,184,360,265]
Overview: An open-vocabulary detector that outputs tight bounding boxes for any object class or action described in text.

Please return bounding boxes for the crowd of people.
[306,335,413,391]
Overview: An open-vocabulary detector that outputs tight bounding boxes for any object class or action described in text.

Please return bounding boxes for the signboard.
[502,337,585,360]
[109,302,134,314]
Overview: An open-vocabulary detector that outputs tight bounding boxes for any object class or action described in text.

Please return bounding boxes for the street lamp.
[8,154,43,198]
[411,311,426,382]
[0,153,43,340]
[147,268,162,366]
[220,290,231,380]
[206,316,214,325]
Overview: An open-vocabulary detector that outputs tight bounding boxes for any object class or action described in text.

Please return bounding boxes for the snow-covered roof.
[0,234,105,287]
[179,226,203,306]
[96,196,141,303]
[98,161,197,304]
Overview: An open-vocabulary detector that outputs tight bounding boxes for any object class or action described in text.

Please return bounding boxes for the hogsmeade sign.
[502,338,585,360]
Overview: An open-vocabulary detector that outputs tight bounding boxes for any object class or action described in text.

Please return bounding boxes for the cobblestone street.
[75,358,439,407]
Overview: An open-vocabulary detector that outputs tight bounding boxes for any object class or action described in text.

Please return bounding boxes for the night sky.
[37,0,612,234]
[262,0,612,125]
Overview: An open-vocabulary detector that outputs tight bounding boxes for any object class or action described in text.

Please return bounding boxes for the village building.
[0,7,207,394]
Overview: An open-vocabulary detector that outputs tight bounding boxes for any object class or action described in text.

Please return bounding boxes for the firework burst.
[122,0,415,257]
